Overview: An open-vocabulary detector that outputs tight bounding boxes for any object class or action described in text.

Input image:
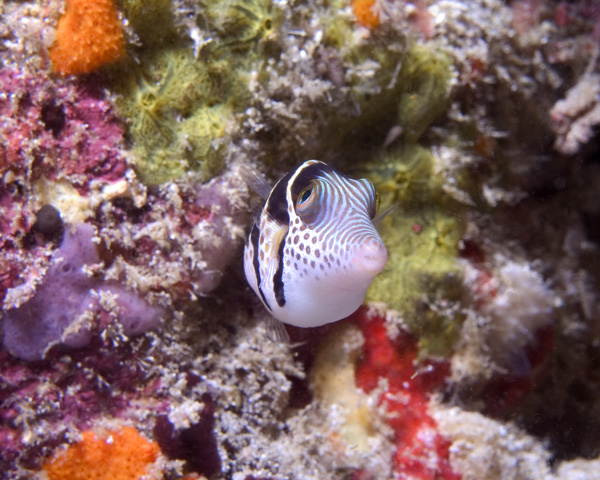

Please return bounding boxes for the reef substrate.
[2,0,600,479]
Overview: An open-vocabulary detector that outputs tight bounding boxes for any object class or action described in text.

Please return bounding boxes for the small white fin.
[373,203,397,228]
[383,125,404,148]
[265,315,290,343]
[240,164,273,200]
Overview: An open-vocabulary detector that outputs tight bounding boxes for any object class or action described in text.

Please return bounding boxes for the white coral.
[550,73,600,155]
[459,255,557,376]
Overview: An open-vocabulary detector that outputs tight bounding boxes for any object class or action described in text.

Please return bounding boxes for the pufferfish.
[243,160,388,328]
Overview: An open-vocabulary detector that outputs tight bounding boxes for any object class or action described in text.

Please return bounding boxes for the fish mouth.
[354,240,388,274]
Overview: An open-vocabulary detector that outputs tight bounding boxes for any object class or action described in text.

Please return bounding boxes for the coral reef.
[0,66,129,321]
[357,145,467,356]
[458,254,557,378]
[110,48,235,185]
[0,335,155,472]
[2,0,600,479]
[95,166,251,302]
[432,406,553,479]
[49,0,126,75]
[0,67,127,186]
[154,393,221,477]
[106,0,282,185]
[310,321,394,477]
[395,44,455,142]
[115,0,177,51]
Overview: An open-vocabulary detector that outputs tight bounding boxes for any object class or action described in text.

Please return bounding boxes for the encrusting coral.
[351,0,381,30]
[49,0,126,75]
[43,426,159,480]
[310,307,459,480]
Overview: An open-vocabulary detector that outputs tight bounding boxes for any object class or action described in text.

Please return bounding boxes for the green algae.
[110,0,455,188]
[111,48,235,185]
[130,103,229,185]
[203,0,282,53]
[359,145,467,357]
[350,42,453,135]
[116,0,178,51]
[110,1,276,185]
[397,45,455,142]
[329,41,454,163]
[369,205,465,357]
[366,144,446,210]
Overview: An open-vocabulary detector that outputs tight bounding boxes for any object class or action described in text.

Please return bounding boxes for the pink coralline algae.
[0,67,129,308]
[0,68,127,185]
[0,338,156,472]
[353,308,460,480]
[2,222,164,361]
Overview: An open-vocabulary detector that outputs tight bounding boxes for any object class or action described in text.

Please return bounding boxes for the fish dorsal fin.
[240,164,272,200]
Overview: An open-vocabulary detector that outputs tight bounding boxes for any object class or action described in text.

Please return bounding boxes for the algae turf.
[105,0,287,186]
[203,0,283,53]
[106,48,240,185]
[115,0,178,51]
[354,144,469,357]
[397,44,455,142]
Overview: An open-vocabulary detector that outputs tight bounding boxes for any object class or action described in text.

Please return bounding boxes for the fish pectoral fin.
[373,203,397,228]
[265,315,290,343]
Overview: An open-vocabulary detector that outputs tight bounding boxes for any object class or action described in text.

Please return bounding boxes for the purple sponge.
[98,285,164,337]
[2,223,163,361]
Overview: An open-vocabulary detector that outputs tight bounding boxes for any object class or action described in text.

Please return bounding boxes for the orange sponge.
[351,0,380,29]
[49,0,126,75]
[43,426,160,480]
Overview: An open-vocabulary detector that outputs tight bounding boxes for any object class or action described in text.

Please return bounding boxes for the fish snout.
[354,237,388,274]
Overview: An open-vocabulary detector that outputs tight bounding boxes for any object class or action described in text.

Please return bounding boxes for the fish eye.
[295,182,321,223]
[297,186,314,209]
[300,188,312,204]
